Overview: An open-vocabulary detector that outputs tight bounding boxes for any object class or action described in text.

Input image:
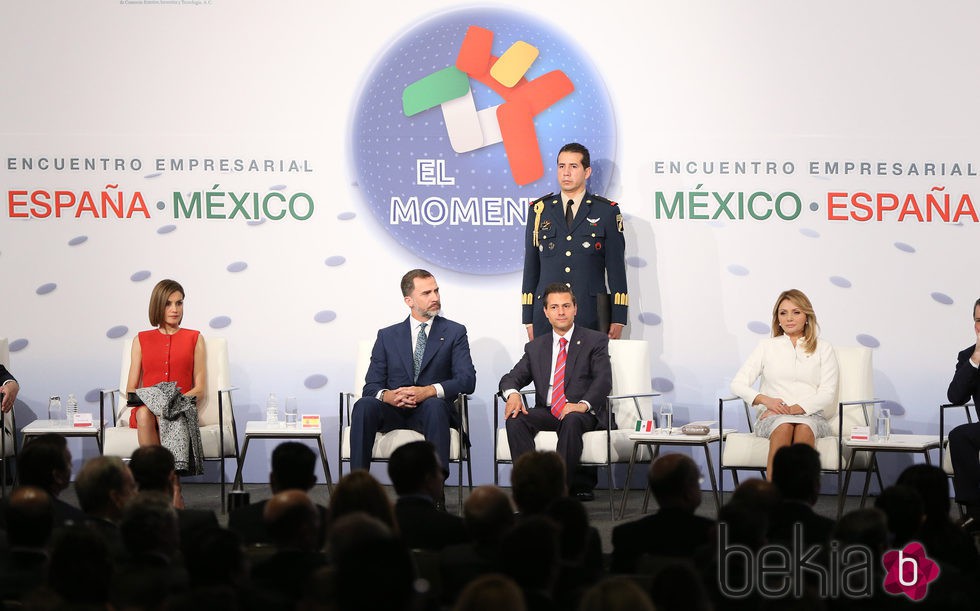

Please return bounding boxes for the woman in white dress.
[730,289,840,480]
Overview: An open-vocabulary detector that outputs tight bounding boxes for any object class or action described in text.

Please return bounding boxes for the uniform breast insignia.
[582,241,590,249]
[541,219,552,231]
[531,198,547,247]
[595,242,602,251]
[586,217,599,225]
[548,242,555,250]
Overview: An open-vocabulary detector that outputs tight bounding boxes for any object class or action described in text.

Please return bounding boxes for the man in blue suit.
[350,269,476,481]
[501,282,612,495]
[948,297,980,524]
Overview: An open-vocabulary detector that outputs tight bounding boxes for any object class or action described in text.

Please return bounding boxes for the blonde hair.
[148,279,185,327]
[770,289,819,353]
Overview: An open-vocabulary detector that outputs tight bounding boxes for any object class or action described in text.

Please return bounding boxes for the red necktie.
[550,337,568,419]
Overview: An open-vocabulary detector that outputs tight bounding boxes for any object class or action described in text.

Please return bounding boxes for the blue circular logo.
[350,8,616,274]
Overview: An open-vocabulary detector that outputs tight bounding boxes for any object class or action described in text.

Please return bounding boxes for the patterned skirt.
[754,413,833,439]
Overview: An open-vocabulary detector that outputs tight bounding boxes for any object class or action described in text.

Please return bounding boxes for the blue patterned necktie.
[413,322,428,381]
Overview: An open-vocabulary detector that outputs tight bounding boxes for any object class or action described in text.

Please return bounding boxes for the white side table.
[838,434,940,516]
[619,428,735,519]
[22,419,103,453]
[232,421,333,493]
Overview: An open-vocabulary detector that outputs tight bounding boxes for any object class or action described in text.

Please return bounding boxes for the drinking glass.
[659,402,673,435]
[285,396,299,428]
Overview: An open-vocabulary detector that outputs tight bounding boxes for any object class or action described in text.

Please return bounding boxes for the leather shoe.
[573,490,595,502]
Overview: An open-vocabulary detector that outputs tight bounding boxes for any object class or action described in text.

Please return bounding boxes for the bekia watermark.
[717,523,940,601]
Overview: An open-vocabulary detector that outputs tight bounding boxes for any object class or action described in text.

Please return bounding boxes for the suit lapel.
[398,318,415,379]
[564,329,582,396]
[417,316,442,375]
[535,335,554,401]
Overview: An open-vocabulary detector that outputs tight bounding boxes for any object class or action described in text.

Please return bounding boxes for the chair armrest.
[99,388,121,428]
[940,402,974,471]
[940,402,975,440]
[718,395,753,434]
[339,392,359,427]
[836,398,886,440]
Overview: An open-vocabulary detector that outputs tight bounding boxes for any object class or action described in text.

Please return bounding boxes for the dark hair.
[330,471,397,531]
[542,282,575,308]
[388,440,439,495]
[271,441,317,491]
[771,443,821,502]
[400,269,433,297]
[129,444,175,493]
[974,297,980,314]
[874,485,924,547]
[4,486,53,547]
[648,454,700,506]
[896,464,951,523]
[75,456,129,514]
[511,451,566,514]
[17,433,70,491]
[558,142,591,169]
[120,492,179,558]
[148,279,185,327]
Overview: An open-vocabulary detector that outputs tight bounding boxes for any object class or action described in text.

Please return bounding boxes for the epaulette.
[529,192,555,206]
[589,194,618,207]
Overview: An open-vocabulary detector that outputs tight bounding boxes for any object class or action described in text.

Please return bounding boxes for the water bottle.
[266,393,280,426]
[48,395,64,425]
[876,408,891,442]
[66,393,78,426]
[285,396,299,428]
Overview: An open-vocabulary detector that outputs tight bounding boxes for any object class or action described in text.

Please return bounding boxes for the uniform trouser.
[350,396,453,476]
[949,421,980,507]
[506,407,599,489]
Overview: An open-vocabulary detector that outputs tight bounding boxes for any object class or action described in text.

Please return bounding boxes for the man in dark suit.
[522,142,628,341]
[228,441,329,547]
[16,433,86,526]
[0,364,18,413]
[611,453,715,573]
[500,282,613,495]
[768,443,834,547]
[128,445,218,544]
[388,440,467,549]
[947,297,980,523]
[351,269,476,477]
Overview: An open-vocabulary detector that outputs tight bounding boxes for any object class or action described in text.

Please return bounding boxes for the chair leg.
[606,465,616,521]
[457,458,463,515]
[732,470,741,487]
[220,454,226,514]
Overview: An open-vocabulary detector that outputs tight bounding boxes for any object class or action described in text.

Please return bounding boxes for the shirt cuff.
[375,389,388,401]
[432,383,445,399]
[502,389,518,400]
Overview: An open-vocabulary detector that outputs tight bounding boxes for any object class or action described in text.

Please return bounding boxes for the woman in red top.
[126,279,206,447]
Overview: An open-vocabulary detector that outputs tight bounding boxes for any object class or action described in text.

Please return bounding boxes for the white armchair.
[493,339,658,517]
[338,340,473,508]
[100,336,239,510]
[719,345,880,498]
[1,338,17,495]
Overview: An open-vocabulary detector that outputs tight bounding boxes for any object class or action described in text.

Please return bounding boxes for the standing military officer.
[522,142,628,341]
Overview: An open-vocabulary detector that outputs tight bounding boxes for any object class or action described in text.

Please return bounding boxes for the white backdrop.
[2,0,978,486]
